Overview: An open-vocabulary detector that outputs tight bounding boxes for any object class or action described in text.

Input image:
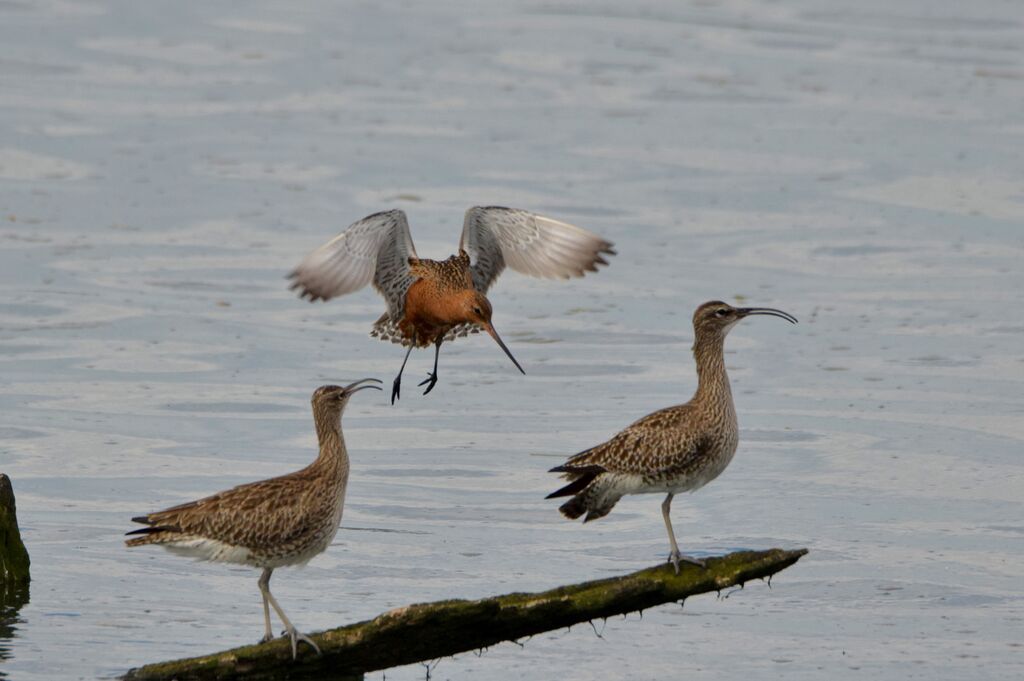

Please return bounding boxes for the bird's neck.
[693,334,733,406]
[313,415,349,479]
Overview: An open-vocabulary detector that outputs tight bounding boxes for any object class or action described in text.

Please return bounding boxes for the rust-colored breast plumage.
[373,252,482,347]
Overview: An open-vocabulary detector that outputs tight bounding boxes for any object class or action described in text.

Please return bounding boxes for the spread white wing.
[289,210,417,319]
[459,206,615,293]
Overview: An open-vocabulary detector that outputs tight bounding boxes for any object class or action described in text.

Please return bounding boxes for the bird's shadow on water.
[0,582,30,676]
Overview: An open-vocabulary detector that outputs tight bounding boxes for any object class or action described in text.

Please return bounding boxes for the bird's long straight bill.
[737,307,798,324]
[343,377,383,394]
[485,324,526,375]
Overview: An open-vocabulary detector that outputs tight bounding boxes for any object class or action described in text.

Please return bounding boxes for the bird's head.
[312,379,382,416]
[693,300,797,340]
[459,290,525,376]
[461,290,493,326]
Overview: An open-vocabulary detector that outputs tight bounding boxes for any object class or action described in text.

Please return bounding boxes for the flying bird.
[289,207,615,403]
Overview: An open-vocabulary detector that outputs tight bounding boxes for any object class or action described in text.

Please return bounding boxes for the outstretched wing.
[288,210,418,319]
[459,206,615,293]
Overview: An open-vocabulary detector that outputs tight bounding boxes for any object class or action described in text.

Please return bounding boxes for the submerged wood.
[0,474,30,586]
[123,548,807,681]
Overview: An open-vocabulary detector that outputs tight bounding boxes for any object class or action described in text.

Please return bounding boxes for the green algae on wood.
[0,474,30,586]
[123,547,807,681]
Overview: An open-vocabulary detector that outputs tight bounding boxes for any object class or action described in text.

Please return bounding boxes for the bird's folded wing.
[137,477,311,549]
[289,209,418,318]
[459,206,615,293]
[562,408,702,475]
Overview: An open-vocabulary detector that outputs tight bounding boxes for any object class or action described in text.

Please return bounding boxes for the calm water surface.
[1,1,1022,679]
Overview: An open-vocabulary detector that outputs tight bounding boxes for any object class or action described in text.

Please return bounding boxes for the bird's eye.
[715,308,729,317]
[473,307,482,315]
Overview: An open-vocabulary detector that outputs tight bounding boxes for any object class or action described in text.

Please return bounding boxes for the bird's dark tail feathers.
[547,465,615,522]
[558,495,588,520]
[125,525,177,537]
[545,465,603,498]
[124,514,181,546]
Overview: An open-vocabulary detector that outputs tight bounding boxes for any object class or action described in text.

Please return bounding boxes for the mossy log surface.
[0,474,31,586]
[123,547,807,681]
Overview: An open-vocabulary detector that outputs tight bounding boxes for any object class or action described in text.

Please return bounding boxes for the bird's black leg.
[418,338,443,395]
[392,340,416,405]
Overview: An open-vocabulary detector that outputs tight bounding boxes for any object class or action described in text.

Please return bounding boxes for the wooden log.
[123,547,807,681]
[0,473,31,587]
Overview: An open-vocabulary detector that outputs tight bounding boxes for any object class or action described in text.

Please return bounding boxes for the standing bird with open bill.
[288,207,615,403]
[125,379,381,659]
[547,301,797,573]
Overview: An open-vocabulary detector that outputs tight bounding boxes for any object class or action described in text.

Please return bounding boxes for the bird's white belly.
[163,537,256,565]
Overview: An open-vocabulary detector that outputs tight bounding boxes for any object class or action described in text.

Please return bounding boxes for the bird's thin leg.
[258,568,273,643]
[418,338,443,395]
[258,568,321,659]
[662,493,705,573]
[392,338,416,405]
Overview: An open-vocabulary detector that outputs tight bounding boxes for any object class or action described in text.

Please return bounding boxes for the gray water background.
[1,0,1022,679]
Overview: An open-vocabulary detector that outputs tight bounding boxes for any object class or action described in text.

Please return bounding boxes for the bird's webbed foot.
[417,371,439,395]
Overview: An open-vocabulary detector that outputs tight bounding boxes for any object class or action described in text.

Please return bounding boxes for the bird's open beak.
[485,323,526,375]
[737,307,798,324]
[342,378,383,395]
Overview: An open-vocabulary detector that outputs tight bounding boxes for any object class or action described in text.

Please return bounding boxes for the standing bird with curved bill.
[288,207,615,403]
[126,379,381,659]
[547,301,797,573]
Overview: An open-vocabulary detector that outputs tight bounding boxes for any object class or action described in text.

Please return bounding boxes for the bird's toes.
[287,630,321,659]
[669,551,706,571]
[418,373,438,394]
[299,633,322,657]
[682,554,707,569]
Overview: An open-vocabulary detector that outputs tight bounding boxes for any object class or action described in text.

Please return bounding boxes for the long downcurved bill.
[485,323,526,375]
[343,377,384,394]
[737,307,798,324]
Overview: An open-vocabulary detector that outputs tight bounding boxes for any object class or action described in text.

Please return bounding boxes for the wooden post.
[123,547,806,681]
[0,474,31,589]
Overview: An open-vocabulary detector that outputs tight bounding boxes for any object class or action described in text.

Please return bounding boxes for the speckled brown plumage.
[288,206,615,402]
[547,301,797,572]
[125,453,345,564]
[126,380,381,658]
